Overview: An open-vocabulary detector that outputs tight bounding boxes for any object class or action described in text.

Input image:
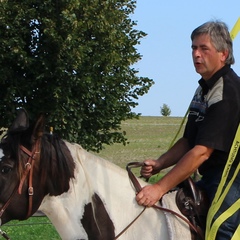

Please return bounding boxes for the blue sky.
[132,0,240,116]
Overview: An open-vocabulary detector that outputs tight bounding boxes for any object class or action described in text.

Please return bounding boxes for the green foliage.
[160,103,171,117]
[0,0,154,151]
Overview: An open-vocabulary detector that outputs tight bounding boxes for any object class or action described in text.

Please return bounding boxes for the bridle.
[114,162,204,240]
[0,138,41,240]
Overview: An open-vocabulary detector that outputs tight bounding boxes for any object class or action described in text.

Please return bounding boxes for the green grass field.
[1,116,185,239]
[1,217,60,239]
[97,116,185,176]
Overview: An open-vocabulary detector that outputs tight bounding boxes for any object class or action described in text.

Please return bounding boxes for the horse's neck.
[39,142,171,240]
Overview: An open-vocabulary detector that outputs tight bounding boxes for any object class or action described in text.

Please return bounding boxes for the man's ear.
[221,50,229,63]
[8,109,29,133]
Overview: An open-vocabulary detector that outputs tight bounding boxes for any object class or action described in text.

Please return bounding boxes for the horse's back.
[63,142,191,240]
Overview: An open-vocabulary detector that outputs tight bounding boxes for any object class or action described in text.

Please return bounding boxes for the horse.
[0,109,192,240]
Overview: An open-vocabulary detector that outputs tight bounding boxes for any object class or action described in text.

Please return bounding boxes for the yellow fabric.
[230,17,240,40]
[206,123,240,239]
[207,200,240,240]
[205,18,240,239]
[231,225,240,240]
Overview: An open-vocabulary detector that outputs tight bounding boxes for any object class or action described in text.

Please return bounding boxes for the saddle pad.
[161,191,192,240]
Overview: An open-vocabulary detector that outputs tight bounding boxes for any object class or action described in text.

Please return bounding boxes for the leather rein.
[0,139,41,240]
[114,162,204,240]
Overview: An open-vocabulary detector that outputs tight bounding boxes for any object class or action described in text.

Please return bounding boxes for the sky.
[132,0,240,116]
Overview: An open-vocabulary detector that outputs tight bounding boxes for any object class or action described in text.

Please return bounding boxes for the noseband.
[0,138,41,223]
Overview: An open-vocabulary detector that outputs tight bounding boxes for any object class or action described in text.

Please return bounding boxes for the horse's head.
[0,109,75,224]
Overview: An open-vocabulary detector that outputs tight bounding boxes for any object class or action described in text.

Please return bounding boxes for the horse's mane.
[39,133,75,196]
[1,130,75,196]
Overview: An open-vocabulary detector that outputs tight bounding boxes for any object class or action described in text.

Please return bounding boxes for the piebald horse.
[0,109,191,240]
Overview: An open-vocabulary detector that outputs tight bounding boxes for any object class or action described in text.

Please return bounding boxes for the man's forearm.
[156,137,190,170]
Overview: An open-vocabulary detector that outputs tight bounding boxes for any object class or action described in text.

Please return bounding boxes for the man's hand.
[140,159,161,179]
[136,184,163,207]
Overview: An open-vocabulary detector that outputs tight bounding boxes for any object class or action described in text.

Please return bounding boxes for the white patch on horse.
[37,142,192,240]
[0,149,4,162]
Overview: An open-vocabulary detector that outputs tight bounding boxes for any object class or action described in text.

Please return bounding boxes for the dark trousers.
[197,167,240,240]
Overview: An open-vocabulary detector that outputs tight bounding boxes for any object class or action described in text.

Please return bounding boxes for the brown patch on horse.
[81,193,115,240]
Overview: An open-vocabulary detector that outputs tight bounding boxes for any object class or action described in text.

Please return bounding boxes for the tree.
[160,104,171,117]
[0,0,154,152]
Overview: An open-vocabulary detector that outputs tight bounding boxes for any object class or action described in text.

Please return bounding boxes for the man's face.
[192,34,228,80]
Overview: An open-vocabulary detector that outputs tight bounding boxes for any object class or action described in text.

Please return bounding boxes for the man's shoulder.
[225,68,240,80]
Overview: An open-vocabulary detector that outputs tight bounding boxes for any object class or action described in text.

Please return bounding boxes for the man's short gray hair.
[191,21,234,65]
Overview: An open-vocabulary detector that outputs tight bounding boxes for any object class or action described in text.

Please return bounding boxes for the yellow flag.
[230,17,240,40]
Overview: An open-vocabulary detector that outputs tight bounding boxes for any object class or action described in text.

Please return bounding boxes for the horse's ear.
[32,113,45,140]
[8,109,29,133]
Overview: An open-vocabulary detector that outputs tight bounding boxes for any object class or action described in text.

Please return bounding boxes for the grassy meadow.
[97,116,186,175]
[1,116,185,239]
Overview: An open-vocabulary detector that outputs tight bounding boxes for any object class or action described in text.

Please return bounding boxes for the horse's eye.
[1,166,12,174]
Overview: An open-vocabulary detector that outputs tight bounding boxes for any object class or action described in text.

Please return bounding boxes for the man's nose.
[192,49,201,58]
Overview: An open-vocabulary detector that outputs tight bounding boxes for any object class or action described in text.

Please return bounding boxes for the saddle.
[175,177,209,240]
